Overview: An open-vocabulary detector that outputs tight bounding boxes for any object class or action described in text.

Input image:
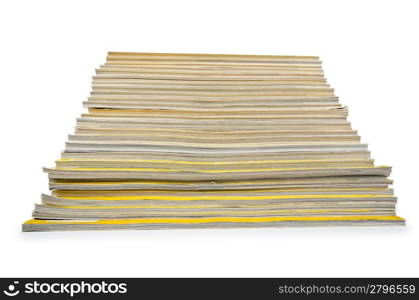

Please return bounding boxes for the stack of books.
[23,52,404,231]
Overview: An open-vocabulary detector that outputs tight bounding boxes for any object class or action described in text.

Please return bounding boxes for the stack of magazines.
[23,52,404,231]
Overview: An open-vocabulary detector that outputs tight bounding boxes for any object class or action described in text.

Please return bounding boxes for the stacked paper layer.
[23,52,404,231]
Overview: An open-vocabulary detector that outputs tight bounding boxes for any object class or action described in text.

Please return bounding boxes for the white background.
[1,0,418,277]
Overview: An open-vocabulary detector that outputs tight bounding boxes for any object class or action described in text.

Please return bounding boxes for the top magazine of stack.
[22,52,404,231]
